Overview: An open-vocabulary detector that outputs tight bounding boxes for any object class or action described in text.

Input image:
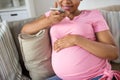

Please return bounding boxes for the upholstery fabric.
[8,18,37,77]
[0,21,30,80]
[18,29,55,80]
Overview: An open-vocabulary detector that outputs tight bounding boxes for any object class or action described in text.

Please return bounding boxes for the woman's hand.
[54,34,77,52]
[48,11,66,25]
[48,1,70,25]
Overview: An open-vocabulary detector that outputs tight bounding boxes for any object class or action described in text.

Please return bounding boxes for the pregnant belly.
[52,46,105,78]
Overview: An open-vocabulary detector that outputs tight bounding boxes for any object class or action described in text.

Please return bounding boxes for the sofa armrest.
[7,17,37,77]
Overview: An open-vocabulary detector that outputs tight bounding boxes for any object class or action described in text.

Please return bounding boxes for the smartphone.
[50,7,65,13]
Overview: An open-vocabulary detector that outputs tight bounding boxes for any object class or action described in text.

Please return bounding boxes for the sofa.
[0,5,120,80]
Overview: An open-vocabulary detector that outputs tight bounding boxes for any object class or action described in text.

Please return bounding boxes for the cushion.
[101,10,120,63]
[18,29,55,80]
[0,21,30,80]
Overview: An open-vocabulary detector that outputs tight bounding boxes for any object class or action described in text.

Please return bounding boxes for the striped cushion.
[0,21,30,80]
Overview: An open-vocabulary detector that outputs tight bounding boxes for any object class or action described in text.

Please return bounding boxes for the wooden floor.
[111,62,120,71]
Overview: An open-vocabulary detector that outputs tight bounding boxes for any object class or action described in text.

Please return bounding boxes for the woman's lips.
[62,6,72,10]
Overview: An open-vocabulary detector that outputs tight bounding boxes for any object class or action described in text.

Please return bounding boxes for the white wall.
[34,0,55,16]
[79,0,120,10]
[34,0,120,16]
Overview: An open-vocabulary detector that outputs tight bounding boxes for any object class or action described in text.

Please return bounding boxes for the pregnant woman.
[21,0,120,80]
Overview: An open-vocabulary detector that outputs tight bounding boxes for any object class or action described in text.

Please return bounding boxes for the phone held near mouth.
[50,7,65,13]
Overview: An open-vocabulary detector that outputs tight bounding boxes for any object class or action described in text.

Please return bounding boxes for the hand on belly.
[53,34,77,52]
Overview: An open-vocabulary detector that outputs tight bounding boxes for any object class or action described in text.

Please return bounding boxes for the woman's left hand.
[54,34,77,52]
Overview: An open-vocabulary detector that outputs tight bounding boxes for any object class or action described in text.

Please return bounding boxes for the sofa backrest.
[100,5,120,11]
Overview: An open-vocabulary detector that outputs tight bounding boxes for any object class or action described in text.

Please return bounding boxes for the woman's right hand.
[48,10,66,25]
[48,1,68,25]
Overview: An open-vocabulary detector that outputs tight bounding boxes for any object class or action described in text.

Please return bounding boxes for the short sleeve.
[92,10,109,32]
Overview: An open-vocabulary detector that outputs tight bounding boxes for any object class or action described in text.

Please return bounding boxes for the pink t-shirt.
[45,10,113,80]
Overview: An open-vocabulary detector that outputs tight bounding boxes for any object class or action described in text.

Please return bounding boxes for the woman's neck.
[67,10,81,20]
